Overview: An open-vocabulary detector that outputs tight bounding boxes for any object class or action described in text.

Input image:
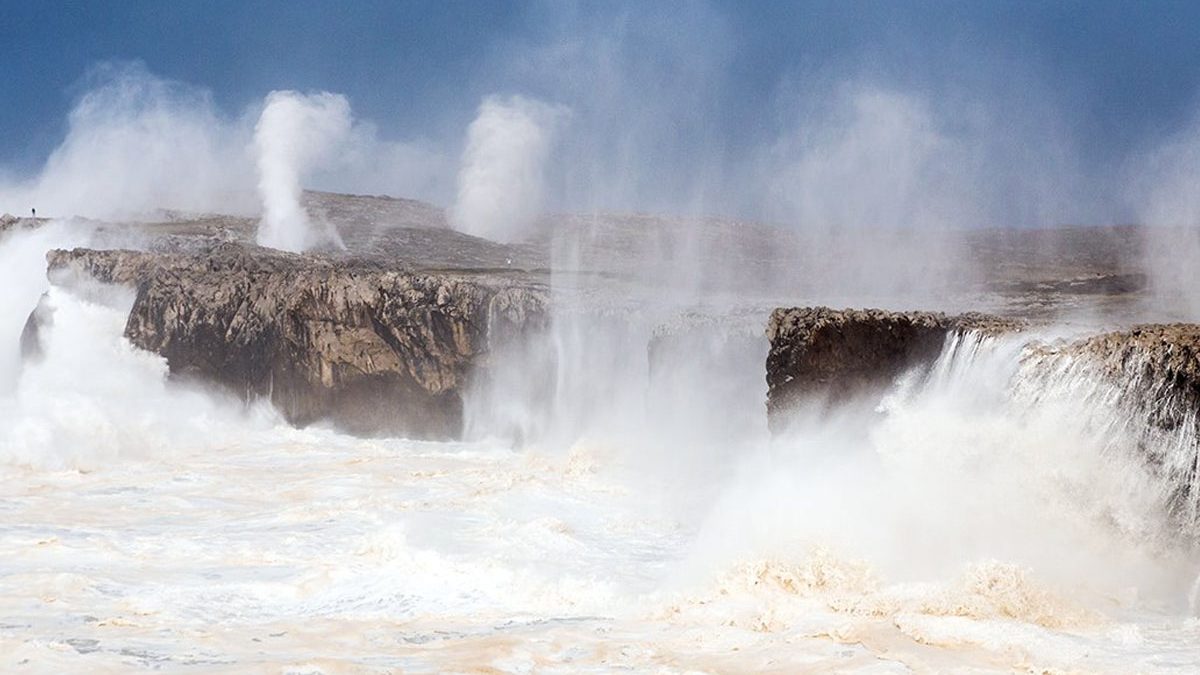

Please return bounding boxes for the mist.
[0,63,456,231]
[254,90,353,251]
[450,95,565,243]
[758,86,980,301]
[766,87,978,231]
[0,62,256,220]
[1127,110,1200,321]
[0,222,280,469]
[0,223,86,390]
[3,4,1200,670]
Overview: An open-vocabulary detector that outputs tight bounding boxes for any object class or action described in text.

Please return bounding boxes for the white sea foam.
[1,228,1198,672]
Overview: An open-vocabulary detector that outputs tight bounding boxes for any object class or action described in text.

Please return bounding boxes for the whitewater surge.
[1,229,1199,672]
[0,225,279,470]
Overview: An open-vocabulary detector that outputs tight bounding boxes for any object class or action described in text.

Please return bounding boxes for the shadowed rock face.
[765,306,1022,425]
[1009,324,1200,538]
[19,294,51,362]
[1024,324,1200,527]
[766,306,1200,531]
[1048,325,1200,408]
[46,243,548,438]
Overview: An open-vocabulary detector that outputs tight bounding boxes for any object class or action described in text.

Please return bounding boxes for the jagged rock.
[1021,324,1200,531]
[1024,324,1200,440]
[765,306,1022,426]
[19,293,52,361]
[46,243,549,438]
[1038,324,1200,402]
[0,214,37,235]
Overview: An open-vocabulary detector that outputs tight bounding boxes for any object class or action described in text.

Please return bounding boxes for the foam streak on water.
[2,228,1200,672]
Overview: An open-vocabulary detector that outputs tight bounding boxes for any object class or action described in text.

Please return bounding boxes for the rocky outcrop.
[46,243,548,438]
[1036,324,1200,412]
[0,214,41,235]
[765,307,1022,425]
[1022,323,1200,446]
[1019,324,1200,532]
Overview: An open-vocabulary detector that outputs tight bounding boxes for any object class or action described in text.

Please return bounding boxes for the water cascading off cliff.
[711,315,1199,610]
[4,219,1200,671]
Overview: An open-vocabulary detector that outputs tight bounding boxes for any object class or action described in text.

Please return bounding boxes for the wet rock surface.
[1022,324,1200,530]
[15,191,1198,442]
[1024,324,1200,448]
[46,243,548,438]
[765,306,1023,424]
[1042,324,1200,399]
[1035,325,1200,432]
[765,303,1200,528]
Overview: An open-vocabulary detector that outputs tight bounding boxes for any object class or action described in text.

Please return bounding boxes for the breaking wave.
[1,224,1198,672]
[0,224,278,470]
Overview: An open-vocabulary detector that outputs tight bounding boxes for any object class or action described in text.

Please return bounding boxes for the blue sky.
[4,1,1200,224]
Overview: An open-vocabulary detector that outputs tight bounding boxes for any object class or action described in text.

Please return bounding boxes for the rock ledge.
[46,243,549,438]
[765,306,1022,424]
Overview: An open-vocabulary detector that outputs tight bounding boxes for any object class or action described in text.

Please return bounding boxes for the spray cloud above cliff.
[1126,113,1200,321]
[0,63,256,220]
[0,63,451,224]
[2,1,1200,314]
[451,95,566,243]
[253,91,353,252]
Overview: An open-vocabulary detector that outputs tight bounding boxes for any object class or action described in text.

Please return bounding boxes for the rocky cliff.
[1020,323,1200,529]
[1036,324,1200,420]
[765,306,1200,531]
[45,243,549,438]
[765,306,1022,425]
[12,190,1183,444]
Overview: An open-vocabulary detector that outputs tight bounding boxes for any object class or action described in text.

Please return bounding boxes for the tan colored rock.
[1021,324,1200,530]
[46,243,548,438]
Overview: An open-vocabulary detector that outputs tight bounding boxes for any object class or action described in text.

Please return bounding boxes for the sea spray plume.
[451,95,566,243]
[760,86,984,304]
[0,65,444,226]
[0,62,255,220]
[254,90,352,252]
[483,2,733,218]
[755,79,1093,309]
[1126,112,1200,321]
[463,308,770,515]
[0,284,279,470]
[768,88,976,231]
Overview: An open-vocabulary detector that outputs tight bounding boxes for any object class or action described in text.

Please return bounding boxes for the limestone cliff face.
[1021,323,1200,446]
[1034,324,1200,414]
[46,244,548,438]
[765,306,1021,424]
[1021,324,1200,528]
[766,307,1200,531]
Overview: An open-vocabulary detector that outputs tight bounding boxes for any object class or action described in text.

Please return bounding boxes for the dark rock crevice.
[765,306,1022,426]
